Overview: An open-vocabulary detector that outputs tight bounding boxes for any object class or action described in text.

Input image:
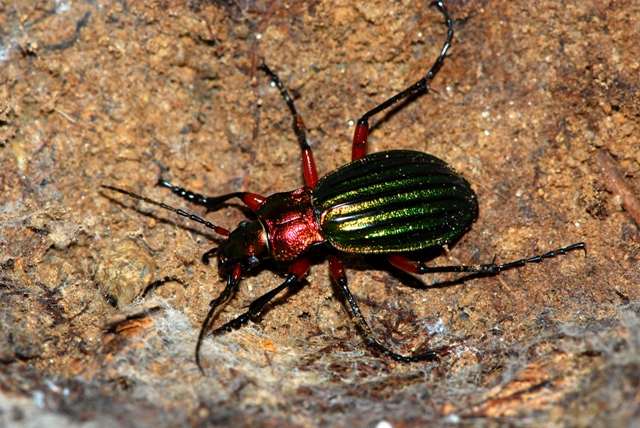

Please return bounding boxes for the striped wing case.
[312,150,478,253]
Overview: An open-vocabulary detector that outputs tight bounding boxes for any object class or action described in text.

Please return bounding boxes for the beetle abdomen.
[312,150,478,253]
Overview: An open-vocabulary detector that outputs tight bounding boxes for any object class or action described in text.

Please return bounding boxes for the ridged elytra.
[102,2,585,374]
[313,150,478,253]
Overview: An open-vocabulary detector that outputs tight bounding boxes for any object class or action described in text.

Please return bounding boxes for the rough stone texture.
[1,0,639,426]
[94,239,157,309]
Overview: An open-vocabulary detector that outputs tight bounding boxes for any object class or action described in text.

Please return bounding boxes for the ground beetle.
[103,2,585,373]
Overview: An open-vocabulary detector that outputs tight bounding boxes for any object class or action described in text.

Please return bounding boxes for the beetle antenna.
[196,264,242,374]
[101,185,231,236]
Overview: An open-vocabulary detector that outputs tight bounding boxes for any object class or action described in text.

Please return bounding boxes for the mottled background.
[1,0,639,426]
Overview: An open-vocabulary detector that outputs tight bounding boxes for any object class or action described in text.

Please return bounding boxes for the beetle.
[102,2,585,372]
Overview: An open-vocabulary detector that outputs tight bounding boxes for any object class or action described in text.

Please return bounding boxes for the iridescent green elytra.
[313,150,478,253]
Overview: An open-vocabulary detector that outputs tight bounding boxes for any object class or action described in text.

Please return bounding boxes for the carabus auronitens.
[103,2,585,373]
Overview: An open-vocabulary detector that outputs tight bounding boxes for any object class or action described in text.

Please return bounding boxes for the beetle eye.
[238,220,249,228]
[246,255,260,267]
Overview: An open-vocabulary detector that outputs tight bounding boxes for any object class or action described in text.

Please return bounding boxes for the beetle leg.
[328,255,446,363]
[260,63,319,189]
[351,1,453,161]
[495,242,586,270]
[387,243,586,275]
[201,247,217,265]
[206,255,311,333]
[158,180,266,212]
[212,256,310,332]
[142,276,184,297]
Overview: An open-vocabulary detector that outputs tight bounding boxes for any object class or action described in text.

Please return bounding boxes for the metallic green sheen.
[312,150,478,253]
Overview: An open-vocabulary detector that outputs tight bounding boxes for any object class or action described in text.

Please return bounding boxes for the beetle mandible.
[103,2,585,373]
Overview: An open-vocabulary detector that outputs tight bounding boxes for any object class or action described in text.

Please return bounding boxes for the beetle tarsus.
[142,276,184,298]
[351,0,453,159]
[201,248,217,265]
[496,242,586,271]
[210,280,296,335]
[158,180,208,206]
[199,267,306,371]
[160,179,246,212]
[329,254,443,363]
[388,243,585,276]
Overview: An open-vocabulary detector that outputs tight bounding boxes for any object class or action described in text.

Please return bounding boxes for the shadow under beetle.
[103,2,585,373]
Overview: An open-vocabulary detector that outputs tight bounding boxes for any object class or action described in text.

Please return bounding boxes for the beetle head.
[217,220,269,275]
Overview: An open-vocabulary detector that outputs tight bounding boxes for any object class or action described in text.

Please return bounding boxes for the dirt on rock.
[1,1,639,426]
